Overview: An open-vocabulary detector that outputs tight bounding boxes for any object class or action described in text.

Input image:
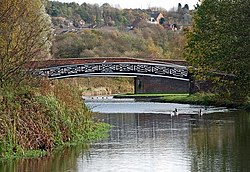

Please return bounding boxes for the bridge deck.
[29,57,187,69]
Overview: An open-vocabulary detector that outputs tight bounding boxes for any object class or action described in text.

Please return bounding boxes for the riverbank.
[0,79,110,160]
[115,93,250,110]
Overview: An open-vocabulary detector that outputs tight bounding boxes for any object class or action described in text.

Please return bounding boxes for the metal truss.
[34,62,189,80]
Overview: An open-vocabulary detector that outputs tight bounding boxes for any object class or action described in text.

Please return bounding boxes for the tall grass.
[0,79,109,159]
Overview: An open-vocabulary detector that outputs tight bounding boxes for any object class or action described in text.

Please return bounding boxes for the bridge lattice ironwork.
[34,62,189,80]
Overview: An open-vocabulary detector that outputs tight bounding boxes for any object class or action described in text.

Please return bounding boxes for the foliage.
[184,0,250,102]
[53,26,186,59]
[0,79,109,159]
[0,0,52,90]
[47,1,191,60]
[46,1,131,26]
[0,0,52,158]
[45,1,192,27]
[0,0,109,159]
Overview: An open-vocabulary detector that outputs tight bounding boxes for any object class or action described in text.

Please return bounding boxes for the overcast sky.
[52,0,199,10]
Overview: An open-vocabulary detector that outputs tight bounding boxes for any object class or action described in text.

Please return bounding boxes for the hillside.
[46,1,193,60]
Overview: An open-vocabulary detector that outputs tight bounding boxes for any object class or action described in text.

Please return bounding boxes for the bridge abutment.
[134,76,190,94]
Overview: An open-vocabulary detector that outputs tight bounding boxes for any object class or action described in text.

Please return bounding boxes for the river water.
[1,97,250,172]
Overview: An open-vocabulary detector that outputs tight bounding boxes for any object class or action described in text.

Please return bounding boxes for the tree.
[159,17,165,25]
[0,0,52,89]
[177,3,182,13]
[185,0,250,102]
[183,4,189,10]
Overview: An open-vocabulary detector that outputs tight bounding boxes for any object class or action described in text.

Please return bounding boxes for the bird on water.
[170,108,178,117]
[198,109,203,116]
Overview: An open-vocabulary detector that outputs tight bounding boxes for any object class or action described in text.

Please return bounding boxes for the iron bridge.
[34,62,189,81]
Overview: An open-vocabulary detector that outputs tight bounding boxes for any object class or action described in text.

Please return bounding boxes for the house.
[148,12,164,24]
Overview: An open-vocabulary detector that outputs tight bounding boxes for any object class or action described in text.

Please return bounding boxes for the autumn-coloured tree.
[0,0,52,154]
[0,0,52,89]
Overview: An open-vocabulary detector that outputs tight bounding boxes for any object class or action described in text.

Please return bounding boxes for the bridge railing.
[33,61,189,81]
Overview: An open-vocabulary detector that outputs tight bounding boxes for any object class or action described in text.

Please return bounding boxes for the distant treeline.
[45,1,192,27]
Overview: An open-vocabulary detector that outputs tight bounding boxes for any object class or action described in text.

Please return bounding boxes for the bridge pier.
[134,76,190,94]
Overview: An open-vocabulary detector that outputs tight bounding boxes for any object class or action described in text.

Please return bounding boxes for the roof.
[151,13,161,20]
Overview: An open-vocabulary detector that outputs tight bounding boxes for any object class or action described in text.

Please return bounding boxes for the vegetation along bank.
[1,0,250,160]
[0,0,109,160]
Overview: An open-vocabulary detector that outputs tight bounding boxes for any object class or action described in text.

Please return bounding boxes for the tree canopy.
[52,24,185,60]
[185,0,250,102]
[0,0,52,89]
[45,1,192,27]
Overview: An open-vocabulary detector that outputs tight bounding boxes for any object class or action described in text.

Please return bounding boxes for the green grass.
[161,93,250,109]
[161,93,216,104]
[115,92,250,110]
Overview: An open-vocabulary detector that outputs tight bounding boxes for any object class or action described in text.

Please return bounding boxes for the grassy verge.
[0,79,110,160]
[161,93,221,105]
[160,93,250,109]
[115,92,250,110]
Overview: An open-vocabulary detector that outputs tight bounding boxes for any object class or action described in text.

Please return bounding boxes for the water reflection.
[81,113,193,172]
[1,104,250,172]
[190,112,250,172]
[0,145,88,172]
[76,111,250,172]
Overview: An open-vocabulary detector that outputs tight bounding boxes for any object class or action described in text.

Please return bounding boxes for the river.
[1,97,250,172]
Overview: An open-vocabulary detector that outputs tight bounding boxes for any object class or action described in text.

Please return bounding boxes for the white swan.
[174,108,179,116]
[170,108,178,117]
[170,111,175,117]
[198,109,203,116]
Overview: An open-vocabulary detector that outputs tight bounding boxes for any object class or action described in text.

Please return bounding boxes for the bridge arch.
[31,58,191,93]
